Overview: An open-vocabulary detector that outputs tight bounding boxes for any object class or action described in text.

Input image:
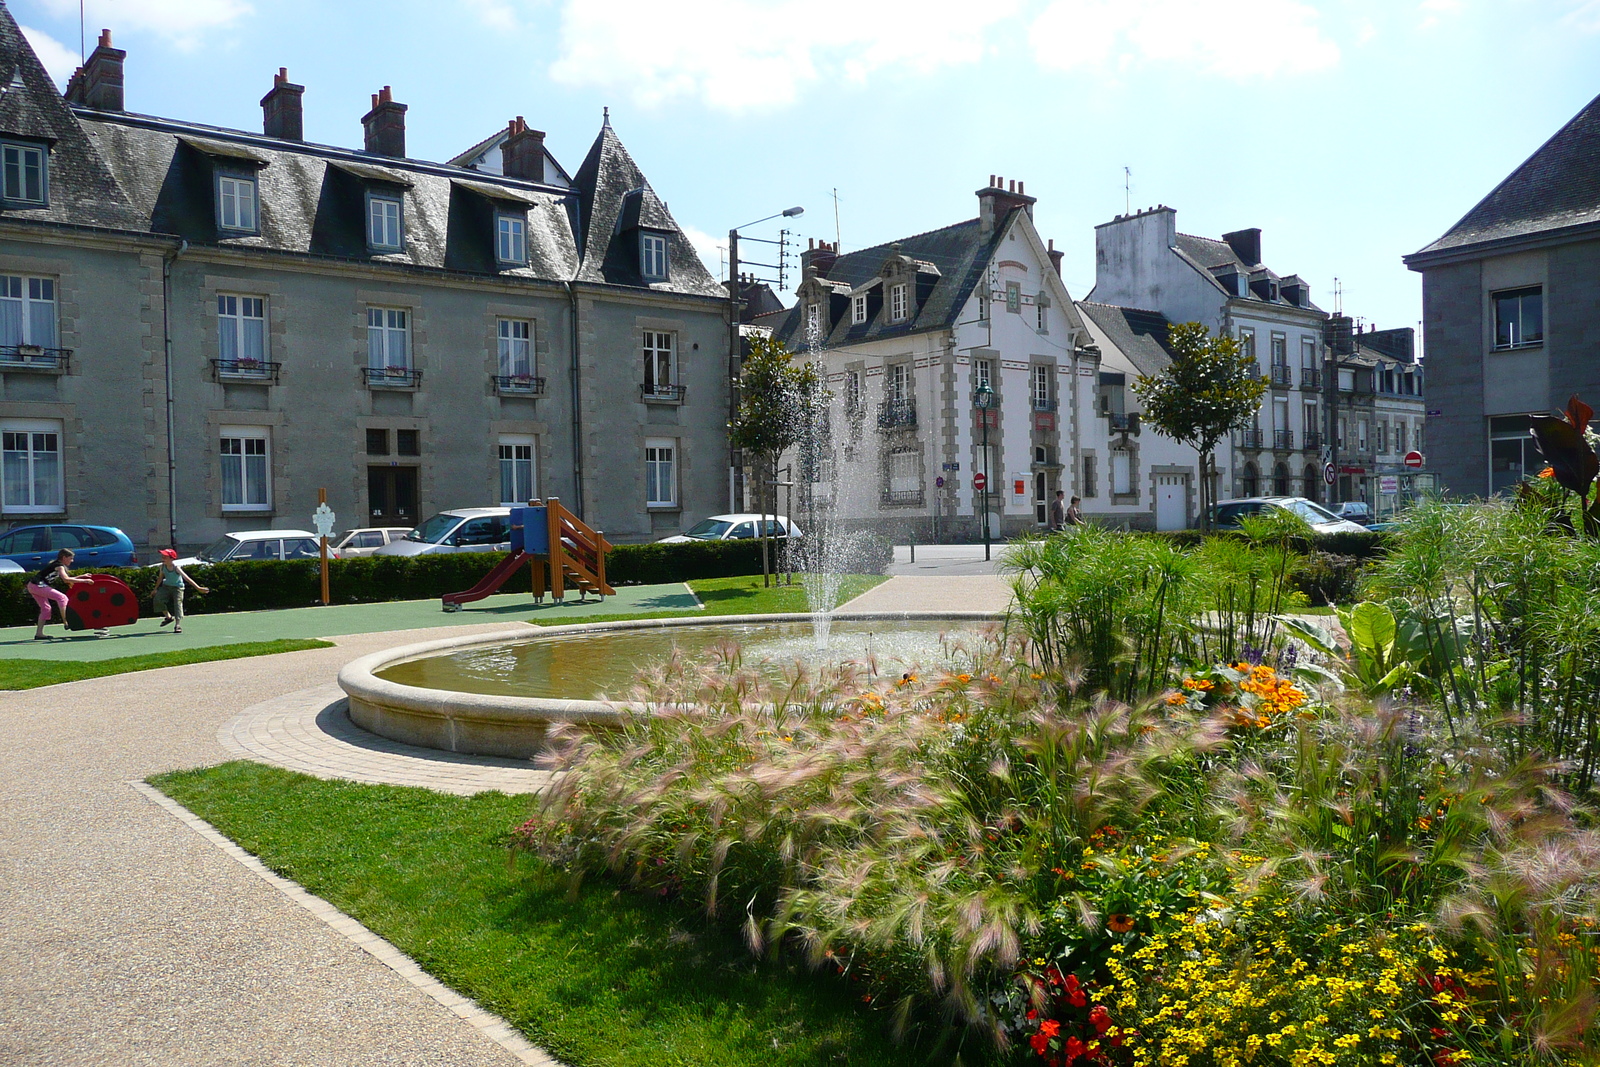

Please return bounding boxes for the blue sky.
[14,0,1600,345]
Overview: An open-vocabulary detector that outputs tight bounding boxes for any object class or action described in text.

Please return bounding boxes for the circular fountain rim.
[337,611,1002,759]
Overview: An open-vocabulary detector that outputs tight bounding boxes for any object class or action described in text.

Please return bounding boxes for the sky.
[13,0,1600,347]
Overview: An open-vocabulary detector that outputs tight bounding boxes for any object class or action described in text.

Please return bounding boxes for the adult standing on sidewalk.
[27,548,94,640]
[1049,490,1068,531]
[153,549,208,634]
[1064,496,1085,527]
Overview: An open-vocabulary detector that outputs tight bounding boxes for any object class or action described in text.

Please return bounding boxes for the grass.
[0,638,334,690]
[150,762,908,1067]
[528,574,890,627]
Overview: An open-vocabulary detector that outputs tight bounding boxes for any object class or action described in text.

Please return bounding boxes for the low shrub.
[1291,549,1368,605]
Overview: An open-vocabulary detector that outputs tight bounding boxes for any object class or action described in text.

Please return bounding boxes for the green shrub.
[1291,549,1367,606]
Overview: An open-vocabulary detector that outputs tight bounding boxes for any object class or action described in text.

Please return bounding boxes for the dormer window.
[851,292,867,325]
[367,193,403,252]
[216,174,258,233]
[889,283,908,323]
[640,232,668,282]
[1,142,47,206]
[496,212,527,266]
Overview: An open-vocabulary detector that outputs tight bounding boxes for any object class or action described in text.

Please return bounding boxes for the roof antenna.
[1124,166,1131,216]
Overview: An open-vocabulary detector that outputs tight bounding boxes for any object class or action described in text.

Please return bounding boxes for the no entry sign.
[1404,450,1424,469]
[973,472,988,491]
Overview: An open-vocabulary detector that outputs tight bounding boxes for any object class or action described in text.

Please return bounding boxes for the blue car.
[0,523,138,571]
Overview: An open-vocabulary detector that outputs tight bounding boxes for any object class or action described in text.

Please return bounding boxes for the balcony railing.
[1270,363,1293,387]
[0,345,71,372]
[1273,429,1295,450]
[211,358,281,382]
[1032,397,1059,413]
[880,489,924,507]
[1303,431,1324,451]
[878,398,917,429]
[365,366,423,388]
[1106,411,1141,434]
[640,382,687,404]
[494,374,547,396]
[1300,368,1322,390]
[1238,428,1265,449]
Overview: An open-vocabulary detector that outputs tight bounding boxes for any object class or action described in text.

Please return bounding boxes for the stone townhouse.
[762,178,1205,536]
[1325,325,1426,510]
[0,13,728,554]
[1404,91,1600,496]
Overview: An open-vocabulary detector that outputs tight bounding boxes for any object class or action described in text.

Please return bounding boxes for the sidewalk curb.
[129,780,563,1067]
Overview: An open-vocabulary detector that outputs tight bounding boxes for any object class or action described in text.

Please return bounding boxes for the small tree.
[1134,321,1268,531]
[729,335,817,584]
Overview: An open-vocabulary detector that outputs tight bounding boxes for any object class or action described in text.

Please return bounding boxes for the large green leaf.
[1346,601,1397,671]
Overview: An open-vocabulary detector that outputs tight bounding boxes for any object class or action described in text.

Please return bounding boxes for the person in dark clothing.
[1049,490,1068,531]
[26,548,95,640]
[1064,496,1085,527]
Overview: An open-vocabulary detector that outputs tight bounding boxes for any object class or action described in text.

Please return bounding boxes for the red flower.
[1064,1036,1086,1060]
[1039,1019,1062,1038]
[1089,1004,1111,1032]
[1030,1031,1051,1055]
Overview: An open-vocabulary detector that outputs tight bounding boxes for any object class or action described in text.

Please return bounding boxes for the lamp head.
[782,206,804,217]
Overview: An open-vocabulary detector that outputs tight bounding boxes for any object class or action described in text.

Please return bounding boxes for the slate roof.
[1173,233,1325,314]
[0,4,716,297]
[1076,301,1176,378]
[1410,91,1600,260]
[771,217,1008,350]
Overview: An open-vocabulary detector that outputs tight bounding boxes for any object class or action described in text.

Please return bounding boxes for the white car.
[168,529,335,568]
[1210,497,1370,535]
[373,508,513,557]
[330,527,413,557]
[657,513,804,544]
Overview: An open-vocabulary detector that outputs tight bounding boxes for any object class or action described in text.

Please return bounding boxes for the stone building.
[1404,91,1600,496]
[0,12,728,553]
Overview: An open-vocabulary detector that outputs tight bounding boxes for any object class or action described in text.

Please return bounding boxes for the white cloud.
[681,224,727,282]
[548,0,1020,112]
[464,0,520,32]
[1563,0,1600,31]
[19,25,78,87]
[1029,0,1340,80]
[38,0,253,51]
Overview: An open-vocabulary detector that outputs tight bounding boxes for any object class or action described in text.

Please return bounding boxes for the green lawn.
[0,639,333,690]
[151,762,915,1067]
[529,574,889,627]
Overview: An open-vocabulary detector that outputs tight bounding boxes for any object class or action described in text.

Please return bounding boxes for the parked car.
[657,513,804,544]
[330,526,413,557]
[1209,497,1371,535]
[167,529,333,568]
[373,508,513,557]
[1328,501,1374,525]
[0,558,22,574]
[0,524,138,570]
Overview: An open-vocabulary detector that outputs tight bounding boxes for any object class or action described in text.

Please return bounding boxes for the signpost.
[1403,450,1424,469]
[312,492,336,606]
[973,471,987,491]
[1323,462,1336,486]
[1380,475,1400,494]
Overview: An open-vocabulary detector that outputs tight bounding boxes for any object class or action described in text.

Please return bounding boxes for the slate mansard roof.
[1172,233,1325,315]
[1409,91,1600,262]
[771,217,1009,350]
[0,6,721,298]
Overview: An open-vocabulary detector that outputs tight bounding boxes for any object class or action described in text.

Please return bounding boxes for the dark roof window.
[1,141,46,206]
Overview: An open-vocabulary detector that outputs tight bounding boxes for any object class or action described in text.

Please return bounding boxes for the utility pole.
[727,227,742,513]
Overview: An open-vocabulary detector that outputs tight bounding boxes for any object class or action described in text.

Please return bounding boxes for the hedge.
[0,536,889,627]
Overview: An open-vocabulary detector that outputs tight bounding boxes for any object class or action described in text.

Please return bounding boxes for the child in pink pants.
[27,548,93,640]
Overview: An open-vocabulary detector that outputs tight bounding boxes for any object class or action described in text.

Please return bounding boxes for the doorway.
[368,465,418,525]
[1155,473,1188,531]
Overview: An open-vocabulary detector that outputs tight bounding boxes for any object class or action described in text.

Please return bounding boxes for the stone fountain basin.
[338,611,996,760]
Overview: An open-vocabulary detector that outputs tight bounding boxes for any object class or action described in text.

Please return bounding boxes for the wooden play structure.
[440,498,613,612]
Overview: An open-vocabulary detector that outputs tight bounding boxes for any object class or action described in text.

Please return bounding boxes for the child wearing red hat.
[154,548,208,633]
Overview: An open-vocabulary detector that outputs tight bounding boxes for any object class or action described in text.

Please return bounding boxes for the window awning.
[179,135,269,167]
[330,159,414,188]
[451,177,538,207]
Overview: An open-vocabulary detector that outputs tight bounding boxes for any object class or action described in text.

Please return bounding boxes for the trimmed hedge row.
[1,536,846,627]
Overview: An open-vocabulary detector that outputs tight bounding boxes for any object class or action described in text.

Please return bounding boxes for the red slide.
[441,550,527,610]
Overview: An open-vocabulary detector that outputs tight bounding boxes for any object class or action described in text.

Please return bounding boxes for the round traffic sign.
[1323,462,1336,486]
[935,476,945,488]
[973,472,988,491]
[1403,450,1424,469]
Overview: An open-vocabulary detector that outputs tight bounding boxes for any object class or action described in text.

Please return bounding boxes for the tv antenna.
[1124,166,1131,215]
[831,187,841,249]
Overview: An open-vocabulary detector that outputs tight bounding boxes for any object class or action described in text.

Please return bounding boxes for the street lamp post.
[727,206,804,513]
[975,382,995,562]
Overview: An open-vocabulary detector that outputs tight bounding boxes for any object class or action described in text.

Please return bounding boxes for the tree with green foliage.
[729,335,819,585]
[1133,321,1268,531]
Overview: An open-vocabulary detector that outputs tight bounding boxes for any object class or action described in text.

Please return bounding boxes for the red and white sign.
[1323,462,1336,486]
[973,472,988,491]
[1403,450,1425,469]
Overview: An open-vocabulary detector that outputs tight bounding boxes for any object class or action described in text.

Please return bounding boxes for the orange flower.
[1540,467,1556,478]
[1108,913,1135,933]
[1165,692,1187,705]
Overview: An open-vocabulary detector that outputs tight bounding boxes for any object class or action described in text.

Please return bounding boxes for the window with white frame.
[1358,418,1369,451]
[1032,364,1051,408]
[1304,401,1319,441]
[498,434,536,505]
[1036,296,1048,332]
[851,292,867,325]
[887,449,919,496]
[1238,326,1256,362]
[640,233,668,281]
[220,426,270,511]
[644,438,676,507]
[844,369,863,414]
[1270,332,1287,367]
[977,291,989,321]
[496,213,527,265]
[216,174,258,233]
[367,194,403,251]
[1493,286,1542,349]
[367,307,409,370]
[643,331,675,393]
[217,294,266,372]
[1,418,62,513]
[889,283,908,323]
[1301,337,1317,370]
[806,303,820,333]
[1110,448,1132,496]
[0,274,57,350]
[973,358,992,391]
[498,318,533,377]
[1,142,46,205]
[886,362,909,403]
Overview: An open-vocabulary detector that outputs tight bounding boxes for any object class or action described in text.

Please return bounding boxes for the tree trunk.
[760,452,771,587]
[1199,448,1214,533]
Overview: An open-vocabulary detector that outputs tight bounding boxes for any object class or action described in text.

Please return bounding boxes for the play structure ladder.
[440,497,612,611]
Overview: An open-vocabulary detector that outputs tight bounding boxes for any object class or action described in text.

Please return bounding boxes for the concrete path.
[885,543,1013,576]
[836,573,1014,615]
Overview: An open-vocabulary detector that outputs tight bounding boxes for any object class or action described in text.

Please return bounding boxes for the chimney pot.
[1017,180,1025,195]
[65,27,126,111]
[99,28,112,48]
[362,87,408,157]
[262,67,305,141]
[501,117,546,181]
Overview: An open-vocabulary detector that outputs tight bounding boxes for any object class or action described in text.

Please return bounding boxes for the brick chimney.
[801,238,838,278]
[501,117,546,181]
[977,175,1036,234]
[361,86,407,158]
[1047,238,1064,277]
[64,29,125,112]
[1222,227,1262,266]
[261,68,304,141]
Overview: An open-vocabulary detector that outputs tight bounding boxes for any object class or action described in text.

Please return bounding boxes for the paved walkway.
[885,543,1014,576]
[836,573,1013,615]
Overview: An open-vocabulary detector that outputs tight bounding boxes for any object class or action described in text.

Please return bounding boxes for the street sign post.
[1403,451,1424,469]
[312,493,336,605]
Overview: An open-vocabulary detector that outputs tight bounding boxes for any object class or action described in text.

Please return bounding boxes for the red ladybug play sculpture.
[63,574,140,631]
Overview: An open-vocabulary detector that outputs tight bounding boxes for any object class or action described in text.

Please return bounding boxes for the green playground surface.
[0,583,702,663]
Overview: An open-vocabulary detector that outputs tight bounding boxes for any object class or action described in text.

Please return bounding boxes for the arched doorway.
[1241,462,1259,498]
[1303,465,1321,503]
[1273,462,1290,496]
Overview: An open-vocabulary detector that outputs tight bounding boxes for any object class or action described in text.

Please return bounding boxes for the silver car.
[373,508,513,557]
[330,527,413,557]
[1210,497,1370,535]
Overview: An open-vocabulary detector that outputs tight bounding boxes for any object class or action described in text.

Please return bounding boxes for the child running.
[153,548,208,634]
[27,548,95,640]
